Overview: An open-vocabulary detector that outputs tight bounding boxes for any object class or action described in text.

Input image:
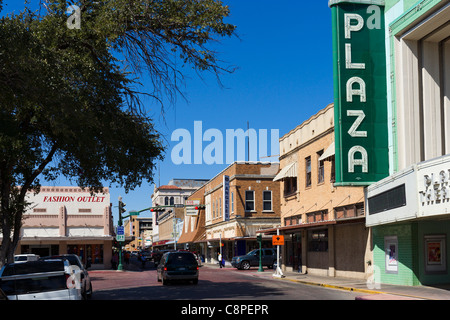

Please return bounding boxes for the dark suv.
[156,251,199,285]
[231,248,277,270]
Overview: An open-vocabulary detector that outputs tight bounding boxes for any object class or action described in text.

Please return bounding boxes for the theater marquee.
[329,0,389,185]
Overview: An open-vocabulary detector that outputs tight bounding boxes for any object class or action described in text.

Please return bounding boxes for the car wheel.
[241,261,250,270]
[86,283,93,299]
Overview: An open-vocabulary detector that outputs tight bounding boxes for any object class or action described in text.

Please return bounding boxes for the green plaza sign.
[329,0,389,185]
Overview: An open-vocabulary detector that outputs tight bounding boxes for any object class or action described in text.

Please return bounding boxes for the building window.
[284,177,297,197]
[164,197,169,206]
[306,210,328,223]
[335,203,364,219]
[284,214,301,226]
[308,229,328,252]
[170,197,174,206]
[263,190,272,211]
[212,200,215,218]
[317,150,324,184]
[219,198,222,217]
[305,156,312,187]
[245,190,255,211]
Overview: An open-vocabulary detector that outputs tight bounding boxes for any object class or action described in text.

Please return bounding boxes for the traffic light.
[150,207,165,212]
[195,205,206,210]
[119,200,126,215]
[256,234,262,243]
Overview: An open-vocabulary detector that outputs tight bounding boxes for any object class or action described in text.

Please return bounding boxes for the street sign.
[185,199,200,206]
[272,235,284,246]
[116,235,125,242]
[117,226,124,235]
[129,211,139,216]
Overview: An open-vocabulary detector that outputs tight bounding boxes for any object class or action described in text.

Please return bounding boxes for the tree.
[0,0,236,266]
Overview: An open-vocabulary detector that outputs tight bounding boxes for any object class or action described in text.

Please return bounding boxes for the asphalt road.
[90,258,363,301]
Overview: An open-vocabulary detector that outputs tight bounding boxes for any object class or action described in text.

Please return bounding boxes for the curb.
[273,275,384,295]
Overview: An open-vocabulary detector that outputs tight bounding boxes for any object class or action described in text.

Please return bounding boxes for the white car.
[13,254,39,263]
[0,260,82,300]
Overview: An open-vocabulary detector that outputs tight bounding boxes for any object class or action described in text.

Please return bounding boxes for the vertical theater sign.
[330,0,389,185]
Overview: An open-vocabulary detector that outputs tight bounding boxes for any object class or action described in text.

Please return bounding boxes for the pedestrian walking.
[111,252,118,270]
[218,252,223,268]
[124,251,130,265]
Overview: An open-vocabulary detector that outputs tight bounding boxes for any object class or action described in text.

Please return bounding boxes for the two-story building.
[177,161,281,264]
[262,103,370,279]
[15,186,114,269]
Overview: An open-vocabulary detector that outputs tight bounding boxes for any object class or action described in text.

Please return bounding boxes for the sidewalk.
[204,264,450,300]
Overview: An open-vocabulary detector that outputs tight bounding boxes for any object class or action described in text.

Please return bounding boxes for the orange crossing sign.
[272,235,284,246]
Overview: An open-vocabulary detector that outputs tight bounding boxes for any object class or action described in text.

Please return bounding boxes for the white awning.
[273,162,297,181]
[319,142,335,161]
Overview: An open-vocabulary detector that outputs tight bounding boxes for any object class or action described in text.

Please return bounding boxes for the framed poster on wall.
[424,235,446,273]
[385,236,398,273]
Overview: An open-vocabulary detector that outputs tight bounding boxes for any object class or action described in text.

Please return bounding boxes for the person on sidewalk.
[218,252,224,268]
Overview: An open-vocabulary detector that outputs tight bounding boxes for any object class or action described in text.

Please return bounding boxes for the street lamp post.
[117,196,126,271]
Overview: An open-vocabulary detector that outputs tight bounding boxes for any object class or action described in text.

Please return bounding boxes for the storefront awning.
[273,162,297,181]
[318,142,335,161]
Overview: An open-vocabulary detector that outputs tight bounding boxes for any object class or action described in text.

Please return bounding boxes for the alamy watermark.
[171,121,279,165]
[66,5,81,30]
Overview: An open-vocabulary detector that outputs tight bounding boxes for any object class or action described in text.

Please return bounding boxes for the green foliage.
[0,0,236,265]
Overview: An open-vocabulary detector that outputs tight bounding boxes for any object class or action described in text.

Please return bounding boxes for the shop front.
[14,186,114,269]
[367,155,450,286]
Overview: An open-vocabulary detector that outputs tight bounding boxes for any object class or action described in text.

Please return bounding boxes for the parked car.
[139,250,152,262]
[0,260,82,300]
[231,248,277,270]
[14,254,39,263]
[157,251,199,285]
[40,254,93,300]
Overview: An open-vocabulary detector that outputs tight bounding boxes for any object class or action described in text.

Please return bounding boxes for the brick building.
[178,162,281,265]
[262,103,370,279]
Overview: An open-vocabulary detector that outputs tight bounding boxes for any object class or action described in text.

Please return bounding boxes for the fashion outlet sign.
[330,0,389,185]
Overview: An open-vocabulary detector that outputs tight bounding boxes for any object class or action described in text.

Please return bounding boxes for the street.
[90,258,365,300]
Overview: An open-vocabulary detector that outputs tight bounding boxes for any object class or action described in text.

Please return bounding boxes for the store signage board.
[330,0,389,185]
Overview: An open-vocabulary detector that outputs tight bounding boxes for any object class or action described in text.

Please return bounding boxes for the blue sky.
[2,1,335,224]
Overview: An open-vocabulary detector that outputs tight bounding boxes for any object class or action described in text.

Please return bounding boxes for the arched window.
[164,196,169,206]
[170,197,174,205]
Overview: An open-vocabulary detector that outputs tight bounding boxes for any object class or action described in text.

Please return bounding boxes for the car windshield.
[14,256,27,261]
[167,253,197,266]
[247,249,259,256]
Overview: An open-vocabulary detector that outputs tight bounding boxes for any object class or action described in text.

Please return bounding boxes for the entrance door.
[292,233,302,272]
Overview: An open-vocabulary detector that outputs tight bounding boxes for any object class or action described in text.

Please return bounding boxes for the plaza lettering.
[344,6,381,174]
[330,1,389,185]
[43,195,105,203]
